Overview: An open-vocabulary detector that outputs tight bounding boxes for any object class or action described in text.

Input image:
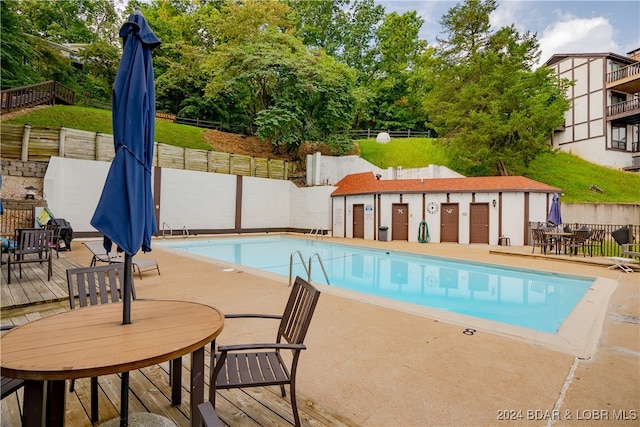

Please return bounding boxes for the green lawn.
[6,105,640,203]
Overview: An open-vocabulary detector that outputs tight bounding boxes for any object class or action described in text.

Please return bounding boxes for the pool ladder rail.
[161,222,190,239]
[309,227,324,239]
[289,250,330,287]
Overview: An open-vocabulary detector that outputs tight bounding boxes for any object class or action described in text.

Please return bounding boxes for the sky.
[377,0,640,67]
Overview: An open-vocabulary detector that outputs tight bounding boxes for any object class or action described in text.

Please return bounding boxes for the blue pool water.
[159,236,594,333]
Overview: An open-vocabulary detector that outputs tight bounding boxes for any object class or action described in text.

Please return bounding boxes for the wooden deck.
[1,253,358,427]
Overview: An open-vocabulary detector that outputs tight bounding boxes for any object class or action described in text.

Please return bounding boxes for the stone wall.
[1,159,48,178]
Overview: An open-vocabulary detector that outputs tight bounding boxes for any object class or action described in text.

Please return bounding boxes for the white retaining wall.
[43,157,335,234]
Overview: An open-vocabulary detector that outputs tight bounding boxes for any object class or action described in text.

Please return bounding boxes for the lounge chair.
[83,240,160,279]
[66,263,132,423]
[202,276,321,427]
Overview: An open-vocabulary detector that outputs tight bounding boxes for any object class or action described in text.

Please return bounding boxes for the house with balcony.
[545,49,640,171]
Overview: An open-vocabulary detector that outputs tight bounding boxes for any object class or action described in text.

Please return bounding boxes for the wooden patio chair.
[66,263,134,424]
[6,228,54,284]
[1,326,24,419]
[202,276,321,427]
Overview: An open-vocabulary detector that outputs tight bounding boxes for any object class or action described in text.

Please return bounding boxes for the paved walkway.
[19,237,640,426]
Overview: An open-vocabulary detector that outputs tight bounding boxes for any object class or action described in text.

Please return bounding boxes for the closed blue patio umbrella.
[548,193,562,227]
[90,8,159,426]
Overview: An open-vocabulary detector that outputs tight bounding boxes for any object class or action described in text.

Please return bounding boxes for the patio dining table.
[0,299,224,427]
[543,231,573,255]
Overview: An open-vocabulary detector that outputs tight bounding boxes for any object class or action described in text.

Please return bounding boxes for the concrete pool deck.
[64,236,639,426]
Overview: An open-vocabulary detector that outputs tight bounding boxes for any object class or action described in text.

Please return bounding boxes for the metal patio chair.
[586,229,605,257]
[567,229,590,257]
[84,240,160,279]
[6,228,54,284]
[531,228,549,254]
[66,263,134,424]
[202,276,321,427]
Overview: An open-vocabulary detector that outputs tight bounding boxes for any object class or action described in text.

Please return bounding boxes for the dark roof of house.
[331,172,562,196]
[544,52,638,67]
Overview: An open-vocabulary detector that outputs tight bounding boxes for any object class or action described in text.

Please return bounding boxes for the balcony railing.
[607,97,640,116]
[607,62,640,94]
[608,62,640,83]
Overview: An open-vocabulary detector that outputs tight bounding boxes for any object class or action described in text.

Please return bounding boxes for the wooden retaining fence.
[0,124,293,180]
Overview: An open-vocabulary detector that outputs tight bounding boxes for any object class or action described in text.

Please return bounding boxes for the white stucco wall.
[160,168,237,230]
[42,157,333,234]
[241,176,291,228]
[43,156,111,232]
[306,152,464,187]
[289,185,335,231]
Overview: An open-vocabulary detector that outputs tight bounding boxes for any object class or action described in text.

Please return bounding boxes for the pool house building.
[331,172,562,246]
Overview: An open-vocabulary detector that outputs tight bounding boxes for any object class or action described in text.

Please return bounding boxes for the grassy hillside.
[5,105,640,203]
[358,139,640,203]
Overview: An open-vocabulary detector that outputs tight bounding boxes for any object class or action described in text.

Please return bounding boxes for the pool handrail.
[308,252,331,286]
[289,250,310,287]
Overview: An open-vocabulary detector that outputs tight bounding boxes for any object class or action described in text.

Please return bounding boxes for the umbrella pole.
[123,254,132,324]
[120,254,133,427]
[120,371,130,427]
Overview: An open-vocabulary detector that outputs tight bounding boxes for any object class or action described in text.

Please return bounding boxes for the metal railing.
[309,227,324,239]
[529,222,639,257]
[161,222,190,238]
[289,250,330,286]
[308,252,330,285]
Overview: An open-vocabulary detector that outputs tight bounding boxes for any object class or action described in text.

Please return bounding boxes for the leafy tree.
[204,28,356,155]
[0,0,36,89]
[286,0,348,56]
[336,0,384,83]
[367,10,427,130]
[17,0,102,43]
[77,40,120,100]
[421,0,571,176]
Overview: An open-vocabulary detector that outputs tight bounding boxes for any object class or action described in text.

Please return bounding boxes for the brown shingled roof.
[331,172,561,196]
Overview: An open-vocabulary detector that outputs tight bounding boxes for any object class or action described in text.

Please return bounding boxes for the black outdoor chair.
[531,228,549,254]
[587,229,605,256]
[6,228,54,284]
[567,229,590,257]
[202,276,321,427]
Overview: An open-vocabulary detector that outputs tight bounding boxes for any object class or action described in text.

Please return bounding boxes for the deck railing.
[607,97,640,116]
[607,63,640,83]
[1,81,75,112]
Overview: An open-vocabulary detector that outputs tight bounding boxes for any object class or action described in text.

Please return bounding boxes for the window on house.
[612,124,627,150]
[611,92,626,105]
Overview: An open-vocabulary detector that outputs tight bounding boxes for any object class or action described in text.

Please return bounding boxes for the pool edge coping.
[154,239,616,359]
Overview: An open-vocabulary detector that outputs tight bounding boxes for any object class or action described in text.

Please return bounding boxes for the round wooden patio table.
[0,299,224,427]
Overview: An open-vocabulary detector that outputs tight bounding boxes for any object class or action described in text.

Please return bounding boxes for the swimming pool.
[159,236,595,334]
